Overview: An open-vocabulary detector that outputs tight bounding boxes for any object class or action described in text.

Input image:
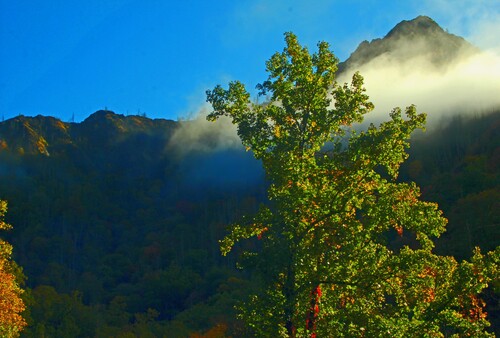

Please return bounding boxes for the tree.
[0,200,27,337]
[206,32,499,337]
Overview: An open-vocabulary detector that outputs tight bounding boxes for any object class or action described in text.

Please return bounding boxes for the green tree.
[0,200,27,337]
[206,33,499,337]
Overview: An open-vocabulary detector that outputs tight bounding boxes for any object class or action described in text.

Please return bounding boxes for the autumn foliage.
[0,200,26,337]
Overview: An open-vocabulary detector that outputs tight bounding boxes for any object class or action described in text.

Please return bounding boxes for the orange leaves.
[418,266,437,279]
[0,201,27,336]
[257,227,268,240]
[422,287,435,303]
[393,187,419,205]
[338,294,355,309]
[460,294,488,322]
[0,268,26,332]
[324,169,343,180]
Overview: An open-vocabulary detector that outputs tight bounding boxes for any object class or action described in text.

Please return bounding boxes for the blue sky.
[1,0,499,122]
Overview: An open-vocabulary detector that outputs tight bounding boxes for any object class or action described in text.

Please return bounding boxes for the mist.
[167,106,265,190]
[337,45,500,129]
[168,107,242,154]
[170,16,500,153]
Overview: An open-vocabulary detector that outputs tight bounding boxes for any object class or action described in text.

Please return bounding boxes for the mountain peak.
[338,16,477,74]
[385,15,442,39]
[83,110,121,123]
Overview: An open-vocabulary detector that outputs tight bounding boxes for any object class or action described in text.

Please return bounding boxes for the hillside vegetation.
[0,15,498,336]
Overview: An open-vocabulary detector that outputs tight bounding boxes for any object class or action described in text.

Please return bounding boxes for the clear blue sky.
[1,0,498,122]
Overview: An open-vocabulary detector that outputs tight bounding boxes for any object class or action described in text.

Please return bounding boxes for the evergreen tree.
[206,32,499,337]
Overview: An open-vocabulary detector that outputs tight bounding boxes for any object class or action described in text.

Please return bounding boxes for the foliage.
[0,200,27,337]
[0,87,497,336]
[206,32,498,337]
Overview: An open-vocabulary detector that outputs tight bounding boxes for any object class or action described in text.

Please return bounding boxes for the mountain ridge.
[337,15,478,74]
[0,15,488,157]
[0,110,177,156]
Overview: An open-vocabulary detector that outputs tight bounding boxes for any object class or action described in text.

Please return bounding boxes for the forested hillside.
[0,15,498,337]
[0,108,497,336]
[0,110,267,336]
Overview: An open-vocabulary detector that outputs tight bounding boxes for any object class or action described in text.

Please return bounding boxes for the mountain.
[0,110,177,157]
[337,15,478,74]
[0,16,482,158]
[0,16,498,337]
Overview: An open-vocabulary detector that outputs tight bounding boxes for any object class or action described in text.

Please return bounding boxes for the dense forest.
[0,108,497,336]
[0,15,498,337]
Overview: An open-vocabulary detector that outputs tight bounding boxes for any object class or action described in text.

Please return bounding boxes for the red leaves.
[315,285,322,297]
[305,285,322,335]
[396,226,403,237]
[257,227,268,240]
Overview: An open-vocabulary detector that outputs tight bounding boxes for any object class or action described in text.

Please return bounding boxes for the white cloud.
[167,104,241,154]
[336,1,500,128]
[338,48,500,128]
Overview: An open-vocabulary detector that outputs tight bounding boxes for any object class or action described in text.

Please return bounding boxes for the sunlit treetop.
[206,32,498,337]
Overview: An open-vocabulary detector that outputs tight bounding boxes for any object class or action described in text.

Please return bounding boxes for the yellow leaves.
[418,266,437,279]
[285,116,296,126]
[338,294,355,309]
[300,217,317,226]
[324,169,343,178]
[393,187,419,205]
[359,179,379,195]
[0,204,27,336]
[0,267,27,334]
[274,125,281,138]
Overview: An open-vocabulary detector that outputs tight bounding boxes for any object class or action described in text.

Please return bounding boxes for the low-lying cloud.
[166,105,264,190]
[171,20,500,153]
[338,48,500,128]
[167,105,242,154]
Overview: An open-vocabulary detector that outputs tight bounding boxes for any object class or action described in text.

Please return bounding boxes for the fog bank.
[338,49,500,128]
